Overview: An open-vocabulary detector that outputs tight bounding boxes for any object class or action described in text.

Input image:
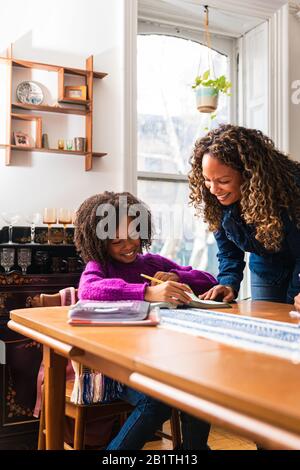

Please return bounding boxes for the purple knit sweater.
[78,253,217,301]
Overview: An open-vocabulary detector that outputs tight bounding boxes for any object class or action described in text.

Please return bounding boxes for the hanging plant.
[192,69,232,113]
[192,6,232,114]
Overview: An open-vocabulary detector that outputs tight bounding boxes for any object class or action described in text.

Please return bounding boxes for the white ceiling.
[138,0,290,37]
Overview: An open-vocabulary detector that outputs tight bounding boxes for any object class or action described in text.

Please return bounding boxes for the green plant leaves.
[202,69,210,81]
[192,69,232,95]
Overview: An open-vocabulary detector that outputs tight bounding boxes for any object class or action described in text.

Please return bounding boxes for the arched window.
[137,32,231,275]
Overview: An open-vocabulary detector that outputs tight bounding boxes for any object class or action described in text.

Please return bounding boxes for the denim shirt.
[214,203,300,299]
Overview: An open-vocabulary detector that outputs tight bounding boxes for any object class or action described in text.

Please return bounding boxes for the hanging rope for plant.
[193,5,231,115]
[196,5,215,79]
[204,5,215,79]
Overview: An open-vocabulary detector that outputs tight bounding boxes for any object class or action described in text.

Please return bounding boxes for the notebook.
[68,300,160,326]
[152,291,232,309]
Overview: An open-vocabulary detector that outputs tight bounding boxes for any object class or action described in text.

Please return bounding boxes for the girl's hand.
[145,281,192,305]
[151,271,180,285]
[294,293,300,312]
[198,284,235,302]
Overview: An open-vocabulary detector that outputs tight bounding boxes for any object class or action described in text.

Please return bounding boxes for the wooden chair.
[37,291,182,450]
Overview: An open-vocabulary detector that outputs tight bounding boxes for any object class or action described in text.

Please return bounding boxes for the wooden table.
[8,300,300,450]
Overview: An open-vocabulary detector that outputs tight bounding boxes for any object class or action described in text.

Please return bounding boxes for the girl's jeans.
[106,386,210,450]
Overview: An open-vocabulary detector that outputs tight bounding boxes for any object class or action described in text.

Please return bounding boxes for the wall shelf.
[1,51,108,170]
[57,98,91,106]
[11,58,107,79]
[0,144,106,158]
[12,103,88,116]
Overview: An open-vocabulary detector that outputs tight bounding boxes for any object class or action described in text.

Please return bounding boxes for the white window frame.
[137,20,237,187]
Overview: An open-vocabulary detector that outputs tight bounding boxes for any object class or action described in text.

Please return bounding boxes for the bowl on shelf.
[16,81,44,105]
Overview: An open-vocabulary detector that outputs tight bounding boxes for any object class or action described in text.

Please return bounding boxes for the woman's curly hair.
[74,191,153,265]
[189,124,300,251]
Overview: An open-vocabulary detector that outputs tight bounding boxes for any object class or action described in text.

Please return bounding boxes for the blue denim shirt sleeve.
[214,227,246,295]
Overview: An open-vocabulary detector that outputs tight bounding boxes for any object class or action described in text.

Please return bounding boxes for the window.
[138,179,219,273]
[137,32,230,276]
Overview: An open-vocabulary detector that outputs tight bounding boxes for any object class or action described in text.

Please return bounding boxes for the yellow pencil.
[140,273,164,284]
[141,273,193,295]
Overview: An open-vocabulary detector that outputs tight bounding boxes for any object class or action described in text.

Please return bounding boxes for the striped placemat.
[159,309,300,362]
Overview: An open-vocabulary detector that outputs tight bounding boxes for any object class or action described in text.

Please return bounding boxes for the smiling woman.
[189,124,300,304]
[202,153,243,205]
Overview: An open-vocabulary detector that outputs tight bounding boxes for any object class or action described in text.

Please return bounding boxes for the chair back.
[40,288,78,307]
[40,292,61,307]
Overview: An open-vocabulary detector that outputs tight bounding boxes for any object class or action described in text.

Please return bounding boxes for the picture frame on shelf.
[64,85,87,100]
[13,132,31,147]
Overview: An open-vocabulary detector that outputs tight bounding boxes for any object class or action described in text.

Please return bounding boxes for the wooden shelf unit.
[0,52,108,171]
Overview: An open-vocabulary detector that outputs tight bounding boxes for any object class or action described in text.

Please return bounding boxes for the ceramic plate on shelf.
[16,81,44,105]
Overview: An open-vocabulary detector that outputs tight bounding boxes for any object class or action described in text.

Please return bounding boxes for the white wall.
[289,12,300,162]
[268,4,300,162]
[0,0,133,223]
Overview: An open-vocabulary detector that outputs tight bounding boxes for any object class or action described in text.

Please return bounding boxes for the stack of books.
[68,300,160,326]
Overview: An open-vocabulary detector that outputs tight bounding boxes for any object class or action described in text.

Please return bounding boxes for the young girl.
[74,191,217,450]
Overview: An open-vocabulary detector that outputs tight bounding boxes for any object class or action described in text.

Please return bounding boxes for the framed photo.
[14,132,30,147]
[64,85,87,100]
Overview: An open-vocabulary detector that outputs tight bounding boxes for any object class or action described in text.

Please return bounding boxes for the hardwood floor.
[143,422,256,451]
[208,426,256,450]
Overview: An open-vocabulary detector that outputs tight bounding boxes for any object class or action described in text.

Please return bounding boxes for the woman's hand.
[294,293,300,312]
[150,271,180,285]
[198,284,236,302]
[145,281,192,305]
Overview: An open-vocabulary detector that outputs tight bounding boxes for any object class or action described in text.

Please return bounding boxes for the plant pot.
[195,86,219,113]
